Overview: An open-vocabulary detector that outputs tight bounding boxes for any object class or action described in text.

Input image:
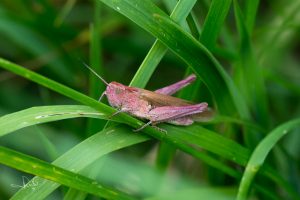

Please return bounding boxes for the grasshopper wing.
[139,89,192,107]
[139,89,214,121]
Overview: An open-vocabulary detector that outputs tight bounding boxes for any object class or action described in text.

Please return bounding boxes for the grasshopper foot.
[151,125,167,134]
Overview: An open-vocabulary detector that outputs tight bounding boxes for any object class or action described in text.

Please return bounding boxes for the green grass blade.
[237,118,300,200]
[200,0,232,49]
[99,0,249,117]
[165,124,250,165]
[0,105,107,138]
[0,146,136,200]
[11,125,149,199]
[129,0,197,88]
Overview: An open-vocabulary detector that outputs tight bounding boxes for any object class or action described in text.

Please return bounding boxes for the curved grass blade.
[164,124,250,166]
[99,0,249,117]
[0,146,136,200]
[237,118,300,200]
[0,105,109,137]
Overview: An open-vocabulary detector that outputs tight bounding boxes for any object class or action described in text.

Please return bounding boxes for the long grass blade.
[0,146,136,200]
[237,118,300,200]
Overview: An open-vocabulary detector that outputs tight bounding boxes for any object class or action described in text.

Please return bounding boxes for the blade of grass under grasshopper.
[0,145,136,200]
[0,106,235,199]
[0,105,237,199]
[0,104,293,199]
[129,0,197,88]
[237,118,300,200]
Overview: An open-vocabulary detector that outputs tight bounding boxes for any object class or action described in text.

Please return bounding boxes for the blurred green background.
[0,0,300,200]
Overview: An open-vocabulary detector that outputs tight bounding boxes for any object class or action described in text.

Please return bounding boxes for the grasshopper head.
[105,82,127,108]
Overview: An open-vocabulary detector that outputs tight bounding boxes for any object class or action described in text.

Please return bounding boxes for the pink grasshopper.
[85,64,212,131]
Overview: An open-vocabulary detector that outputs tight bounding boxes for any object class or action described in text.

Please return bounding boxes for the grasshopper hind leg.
[133,121,152,132]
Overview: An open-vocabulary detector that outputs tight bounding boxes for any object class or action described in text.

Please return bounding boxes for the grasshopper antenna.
[81,61,109,86]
